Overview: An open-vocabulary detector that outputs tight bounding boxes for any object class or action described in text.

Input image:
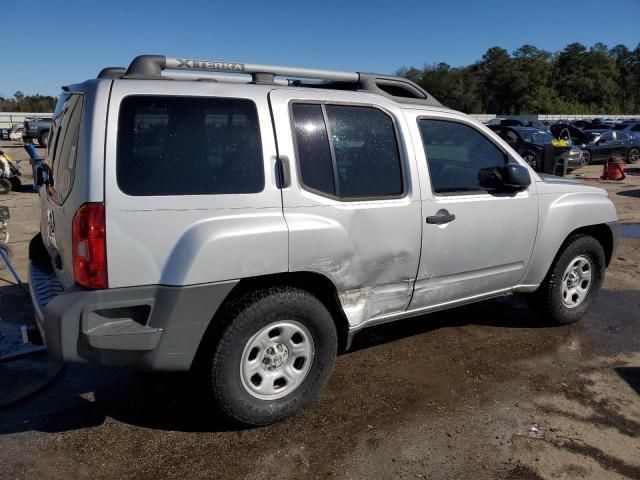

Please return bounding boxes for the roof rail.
[116,55,443,107]
[98,67,127,79]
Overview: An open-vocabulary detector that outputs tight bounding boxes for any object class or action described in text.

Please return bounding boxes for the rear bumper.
[28,234,238,371]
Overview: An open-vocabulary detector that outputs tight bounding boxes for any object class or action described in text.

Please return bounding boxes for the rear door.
[593,131,614,162]
[269,89,423,327]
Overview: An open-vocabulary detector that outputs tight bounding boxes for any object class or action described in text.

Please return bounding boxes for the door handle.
[426,209,456,225]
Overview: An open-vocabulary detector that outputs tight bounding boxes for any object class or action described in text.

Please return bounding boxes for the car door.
[269,89,423,328]
[593,131,614,162]
[405,111,539,310]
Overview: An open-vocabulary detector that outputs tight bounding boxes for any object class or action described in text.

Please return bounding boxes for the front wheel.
[581,150,592,165]
[627,148,639,164]
[526,234,605,325]
[203,287,337,426]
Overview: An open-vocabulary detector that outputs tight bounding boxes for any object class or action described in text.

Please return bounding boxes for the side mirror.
[501,163,531,189]
[36,163,53,187]
[478,164,531,191]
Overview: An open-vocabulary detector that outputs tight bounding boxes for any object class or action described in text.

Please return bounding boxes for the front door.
[269,89,423,328]
[406,112,539,311]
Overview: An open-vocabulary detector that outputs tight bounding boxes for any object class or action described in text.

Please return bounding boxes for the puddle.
[619,223,640,239]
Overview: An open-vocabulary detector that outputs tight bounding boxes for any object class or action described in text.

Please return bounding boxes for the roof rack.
[100,55,443,107]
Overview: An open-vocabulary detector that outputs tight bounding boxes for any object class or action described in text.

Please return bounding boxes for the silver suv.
[28,55,619,425]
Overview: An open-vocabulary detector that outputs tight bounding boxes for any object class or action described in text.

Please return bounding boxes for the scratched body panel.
[269,88,424,328]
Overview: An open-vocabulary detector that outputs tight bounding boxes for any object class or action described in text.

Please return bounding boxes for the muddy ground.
[0,139,639,479]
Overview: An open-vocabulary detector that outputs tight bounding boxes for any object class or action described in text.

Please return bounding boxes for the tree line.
[398,42,640,115]
[0,91,57,112]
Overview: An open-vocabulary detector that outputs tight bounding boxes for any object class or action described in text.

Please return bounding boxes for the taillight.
[72,202,107,289]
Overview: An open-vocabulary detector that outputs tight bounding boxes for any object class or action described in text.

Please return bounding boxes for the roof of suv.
[95,54,445,109]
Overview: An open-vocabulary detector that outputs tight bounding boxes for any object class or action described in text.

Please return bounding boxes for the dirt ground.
[0,139,639,480]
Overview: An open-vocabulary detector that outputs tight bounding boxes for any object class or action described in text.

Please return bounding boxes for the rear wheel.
[202,287,337,426]
[627,148,640,164]
[526,234,605,325]
[0,178,12,194]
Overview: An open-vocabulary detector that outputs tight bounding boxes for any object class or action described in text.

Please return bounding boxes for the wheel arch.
[198,271,351,358]
[521,221,616,291]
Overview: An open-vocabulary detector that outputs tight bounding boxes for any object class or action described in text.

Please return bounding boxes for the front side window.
[418,119,507,195]
[291,103,403,199]
[117,96,264,196]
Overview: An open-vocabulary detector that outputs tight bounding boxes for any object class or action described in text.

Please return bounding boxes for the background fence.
[0,112,52,129]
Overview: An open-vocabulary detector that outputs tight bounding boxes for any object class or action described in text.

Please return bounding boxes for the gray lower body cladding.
[28,235,237,371]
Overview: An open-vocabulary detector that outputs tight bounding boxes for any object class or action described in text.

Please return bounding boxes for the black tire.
[0,178,12,194]
[627,148,640,164]
[38,131,49,148]
[203,286,337,426]
[526,234,605,325]
[582,150,592,165]
[0,245,13,270]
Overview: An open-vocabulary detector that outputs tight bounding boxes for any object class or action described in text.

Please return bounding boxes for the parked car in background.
[23,117,52,147]
[577,130,640,165]
[0,129,8,140]
[551,123,592,145]
[486,118,547,131]
[582,123,612,131]
[498,126,583,171]
[613,121,640,136]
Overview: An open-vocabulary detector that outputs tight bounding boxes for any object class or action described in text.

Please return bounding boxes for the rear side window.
[48,94,83,204]
[117,96,264,196]
[291,103,403,199]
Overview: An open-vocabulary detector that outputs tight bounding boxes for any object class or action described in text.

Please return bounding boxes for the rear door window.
[291,103,403,199]
[116,96,264,196]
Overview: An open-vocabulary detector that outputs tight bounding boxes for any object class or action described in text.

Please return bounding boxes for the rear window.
[117,96,264,196]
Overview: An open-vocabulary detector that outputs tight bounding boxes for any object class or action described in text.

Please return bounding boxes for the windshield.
[613,124,628,130]
[521,131,553,144]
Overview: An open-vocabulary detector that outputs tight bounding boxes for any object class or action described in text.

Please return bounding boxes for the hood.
[538,174,582,185]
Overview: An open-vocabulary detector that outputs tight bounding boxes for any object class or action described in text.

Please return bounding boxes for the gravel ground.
[0,139,639,479]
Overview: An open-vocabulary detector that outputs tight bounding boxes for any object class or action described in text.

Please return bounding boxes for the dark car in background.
[498,126,583,171]
[577,130,640,165]
[613,121,640,136]
[23,117,52,147]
